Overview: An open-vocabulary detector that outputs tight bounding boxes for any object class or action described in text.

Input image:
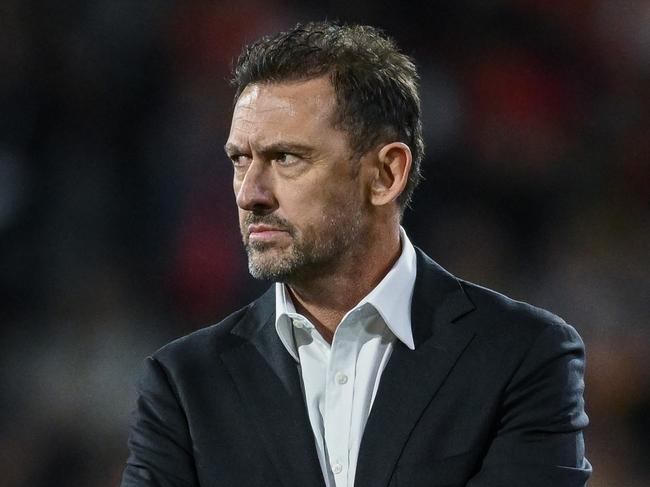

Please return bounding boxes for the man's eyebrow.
[224,143,242,155]
[224,142,314,155]
[259,142,314,155]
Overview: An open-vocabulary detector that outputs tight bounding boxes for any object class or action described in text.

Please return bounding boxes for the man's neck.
[286,224,401,343]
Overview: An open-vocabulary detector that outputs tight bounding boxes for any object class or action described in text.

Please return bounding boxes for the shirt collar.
[275,227,417,361]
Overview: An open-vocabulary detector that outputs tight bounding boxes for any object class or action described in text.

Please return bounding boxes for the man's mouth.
[247,224,290,242]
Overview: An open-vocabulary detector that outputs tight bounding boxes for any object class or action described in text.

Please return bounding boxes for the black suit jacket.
[121,250,591,487]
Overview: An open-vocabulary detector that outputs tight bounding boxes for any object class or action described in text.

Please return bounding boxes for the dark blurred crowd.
[0,1,648,486]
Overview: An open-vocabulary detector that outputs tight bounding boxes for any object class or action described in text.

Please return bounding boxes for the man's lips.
[247,224,290,241]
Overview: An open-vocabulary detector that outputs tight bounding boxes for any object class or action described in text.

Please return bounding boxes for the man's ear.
[369,142,412,207]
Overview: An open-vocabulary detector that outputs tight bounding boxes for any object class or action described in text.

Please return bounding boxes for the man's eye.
[274,153,300,166]
[230,155,251,167]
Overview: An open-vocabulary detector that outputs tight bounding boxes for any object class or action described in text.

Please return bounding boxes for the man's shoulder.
[462,279,566,326]
[415,248,576,342]
[456,278,582,350]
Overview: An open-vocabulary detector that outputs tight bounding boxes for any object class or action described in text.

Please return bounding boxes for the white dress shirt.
[275,228,417,487]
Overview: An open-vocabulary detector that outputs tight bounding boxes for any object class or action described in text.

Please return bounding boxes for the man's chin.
[246,248,296,281]
[248,262,294,281]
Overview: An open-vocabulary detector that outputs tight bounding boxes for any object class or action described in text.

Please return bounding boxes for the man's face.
[226,76,367,282]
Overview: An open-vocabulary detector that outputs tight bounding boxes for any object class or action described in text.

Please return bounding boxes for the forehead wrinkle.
[230,117,296,142]
[255,103,296,115]
[231,117,255,135]
[235,100,295,114]
[232,104,296,138]
[227,129,310,155]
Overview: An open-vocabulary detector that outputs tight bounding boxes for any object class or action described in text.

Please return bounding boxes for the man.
[121,22,591,487]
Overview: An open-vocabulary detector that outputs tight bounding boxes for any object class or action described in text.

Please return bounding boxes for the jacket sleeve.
[121,356,199,487]
[467,321,592,486]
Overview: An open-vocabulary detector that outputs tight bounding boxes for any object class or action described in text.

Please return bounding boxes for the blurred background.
[1,0,648,485]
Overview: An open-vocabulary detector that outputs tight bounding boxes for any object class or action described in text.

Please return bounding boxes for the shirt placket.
[323,317,357,487]
[293,317,331,485]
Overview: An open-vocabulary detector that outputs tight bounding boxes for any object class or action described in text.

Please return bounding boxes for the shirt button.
[335,372,348,385]
[293,319,303,329]
[331,462,343,474]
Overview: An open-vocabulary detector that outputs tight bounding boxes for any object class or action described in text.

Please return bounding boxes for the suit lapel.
[220,288,325,487]
[355,250,476,487]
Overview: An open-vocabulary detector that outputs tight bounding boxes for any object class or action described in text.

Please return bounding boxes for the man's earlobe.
[369,142,412,207]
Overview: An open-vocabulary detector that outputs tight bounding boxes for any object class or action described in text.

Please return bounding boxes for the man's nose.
[235,160,277,214]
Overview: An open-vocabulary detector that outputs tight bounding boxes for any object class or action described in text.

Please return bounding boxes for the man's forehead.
[235,84,293,113]
[235,77,336,114]
[228,78,339,150]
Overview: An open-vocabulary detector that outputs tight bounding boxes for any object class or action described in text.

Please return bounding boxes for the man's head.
[226,22,423,283]
[231,21,424,209]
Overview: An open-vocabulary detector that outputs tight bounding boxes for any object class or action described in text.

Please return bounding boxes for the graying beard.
[246,244,308,282]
